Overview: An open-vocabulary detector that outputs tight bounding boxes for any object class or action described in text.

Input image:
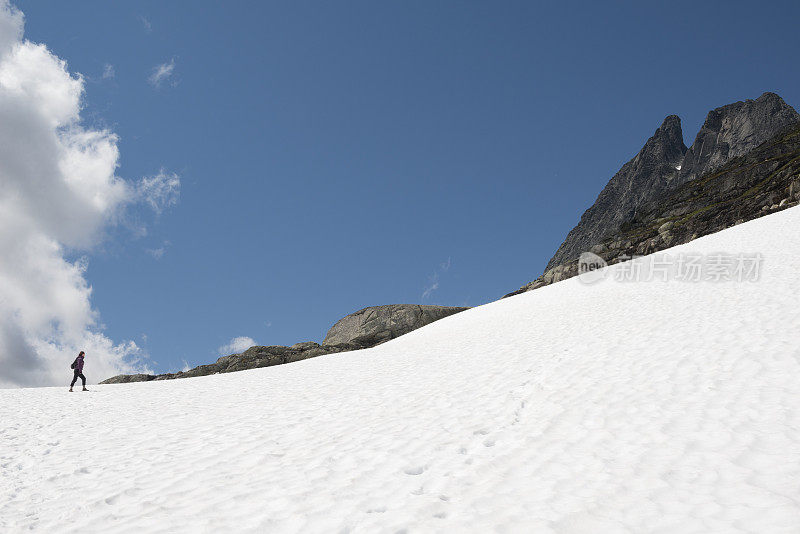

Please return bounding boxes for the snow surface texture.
[2,208,800,533]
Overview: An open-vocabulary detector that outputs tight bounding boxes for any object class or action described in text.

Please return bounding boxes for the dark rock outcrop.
[506,120,800,297]
[545,93,799,272]
[546,114,687,271]
[322,304,468,347]
[101,304,468,384]
[101,373,157,384]
[100,342,362,384]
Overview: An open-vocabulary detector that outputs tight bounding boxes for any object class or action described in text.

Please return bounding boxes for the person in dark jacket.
[69,351,87,392]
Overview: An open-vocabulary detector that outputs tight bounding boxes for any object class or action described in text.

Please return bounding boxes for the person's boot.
[69,387,73,392]
[82,387,88,391]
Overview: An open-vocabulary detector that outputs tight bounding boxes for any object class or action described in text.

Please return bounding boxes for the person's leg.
[70,372,79,387]
[80,373,86,389]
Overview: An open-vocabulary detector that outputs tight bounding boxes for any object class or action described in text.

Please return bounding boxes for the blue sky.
[13,0,800,375]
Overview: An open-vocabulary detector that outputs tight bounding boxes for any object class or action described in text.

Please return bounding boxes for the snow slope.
[2,208,800,534]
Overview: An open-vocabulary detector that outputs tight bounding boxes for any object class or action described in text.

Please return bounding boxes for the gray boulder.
[322,304,468,347]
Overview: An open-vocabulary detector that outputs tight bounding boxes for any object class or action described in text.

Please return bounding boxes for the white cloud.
[218,336,256,356]
[145,240,170,260]
[0,1,179,387]
[421,257,452,300]
[148,59,175,88]
[102,63,114,80]
[0,0,21,55]
[137,170,180,213]
[421,273,439,300]
[146,247,165,260]
[139,15,152,34]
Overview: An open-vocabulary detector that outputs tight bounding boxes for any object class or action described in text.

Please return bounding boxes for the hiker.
[69,351,87,392]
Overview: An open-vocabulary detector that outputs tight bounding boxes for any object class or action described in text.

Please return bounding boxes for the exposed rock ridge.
[100,342,361,384]
[100,304,468,384]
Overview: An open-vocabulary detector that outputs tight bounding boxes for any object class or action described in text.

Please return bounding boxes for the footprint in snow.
[404,465,425,475]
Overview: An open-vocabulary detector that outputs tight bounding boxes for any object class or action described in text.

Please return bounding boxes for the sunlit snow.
[2,208,799,533]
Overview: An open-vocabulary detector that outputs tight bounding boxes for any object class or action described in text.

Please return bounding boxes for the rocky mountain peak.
[507,118,800,299]
[656,114,684,143]
[679,92,800,181]
[643,114,687,168]
[544,93,799,272]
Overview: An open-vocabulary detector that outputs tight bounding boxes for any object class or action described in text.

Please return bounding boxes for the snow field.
[2,207,800,533]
